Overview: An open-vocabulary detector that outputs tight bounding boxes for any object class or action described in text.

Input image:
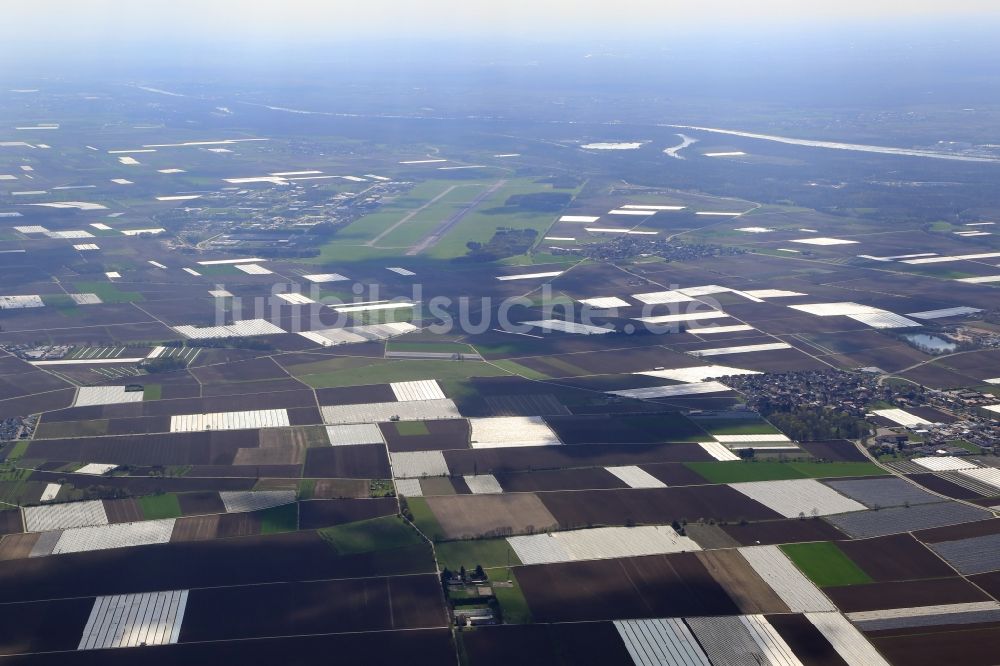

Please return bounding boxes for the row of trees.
[761,405,870,441]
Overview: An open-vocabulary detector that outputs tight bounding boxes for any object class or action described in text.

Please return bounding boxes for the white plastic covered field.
[956,467,1000,492]
[805,612,890,666]
[52,519,176,554]
[74,463,119,475]
[631,290,695,305]
[714,434,791,444]
[0,295,44,309]
[496,271,563,281]
[390,451,450,478]
[390,380,446,402]
[469,416,562,448]
[608,381,731,399]
[910,456,979,474]
[170,409,290,432]
[637,365,759,383]
[298,322,417,346]
[325,424,385,446]
[637,311,730,325]
[508,525,699,565]
[872,408,932,427]
[302,273,350,282]
[463,474,503,494]
[522,320,613,335]
[739,545,836,612]
[220,490,296,513]
[687,324,756,334]
[73,386,144,407]
[689,342,792,357]
[790,302,920,329]
[790,237,858,246]
[78,590,188,650]
[322,399,460,424]
[687,614,802,666]
[393,478,423,497]
[234,263,273,275]
[698,441,741,461]
[579,296,631,309]
[39,484,61,502]
[23,500,109,532]
[615,618,710,666]
[275,292,315,305]
[604,466,667,488]
[174,319,285,339]
[729,479,866,518]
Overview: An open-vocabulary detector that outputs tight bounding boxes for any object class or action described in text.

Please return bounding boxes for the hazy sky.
[6,0,1000,43]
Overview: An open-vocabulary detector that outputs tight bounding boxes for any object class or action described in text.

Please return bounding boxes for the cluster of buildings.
[724,369,884,417]
[0,414,37,442]
[579,239,748,263]
[442,566,498,627]
[726,369,999,450]
[941,324,1000,350]
[5,344,72,361]
[172,181,411,253]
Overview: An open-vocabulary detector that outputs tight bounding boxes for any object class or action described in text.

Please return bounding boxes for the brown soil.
[698,549,790,614]
[426,493,558,539]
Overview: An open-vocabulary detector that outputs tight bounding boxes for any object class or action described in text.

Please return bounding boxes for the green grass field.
[297,478,316,500]
[71,281,144,303]
[0,477,31,505]
[259,503,299,534]
[781,541,873,587]
[424,178,569,260]
[486,359,550,380]
[686,461,883,483]
[319,515,424,554]
[142,384,162,400]
[693,418,782,436]
[404,497,446,541]
[0,465,30,482]
[377,183,491,248]
[5,441,30,461]
[36,419,111,439]
[388,341,476,354]
[308,180,495,263]
[138,493,182,520]
[330,180,476,245]
[41,294,79,311]
[946,439,983,454]
[435,538,523,571]
[291,358,510,389]
[493,571,533,624]
[191,264,239,276]
[786,462,883,478]
[393,421,431,436]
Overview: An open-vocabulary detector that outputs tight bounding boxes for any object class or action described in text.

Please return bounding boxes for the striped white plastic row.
[78,590,188,650]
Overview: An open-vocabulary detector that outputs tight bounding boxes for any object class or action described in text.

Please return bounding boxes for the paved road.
[367,185,459,248]
[405,179,507,256]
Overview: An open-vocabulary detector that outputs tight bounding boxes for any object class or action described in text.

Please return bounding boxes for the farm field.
[686,461,884,483]
[1,29,1000,663]
[515,552,741,622]
[780,541,874,587]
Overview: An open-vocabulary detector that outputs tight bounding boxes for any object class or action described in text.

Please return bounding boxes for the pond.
[903,333,957,354]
